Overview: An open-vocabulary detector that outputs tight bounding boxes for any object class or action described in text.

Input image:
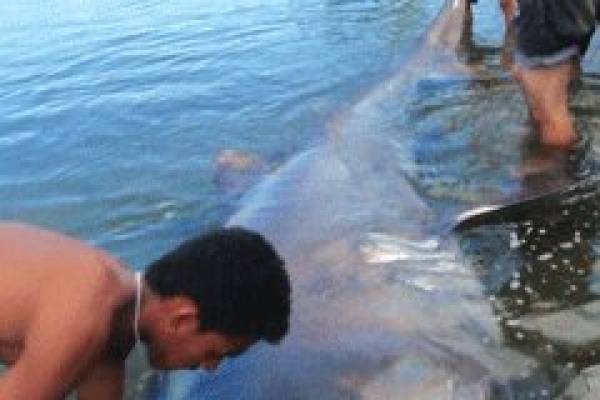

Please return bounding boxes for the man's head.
[141,227,291,370]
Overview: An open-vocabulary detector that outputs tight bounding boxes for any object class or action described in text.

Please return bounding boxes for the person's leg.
[463,0,474,47]
[511,0,596,149]
[499,0,517,66]
[499,0,516,33]
[512,60,577,148]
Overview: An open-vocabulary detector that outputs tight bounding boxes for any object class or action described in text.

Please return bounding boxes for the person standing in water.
[510,1,598,175]
[511,1,596,146]
[468,0,596,177]
[0,222,290,399]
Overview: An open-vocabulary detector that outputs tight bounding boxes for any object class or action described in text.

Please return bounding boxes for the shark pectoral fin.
[451,175,600,232]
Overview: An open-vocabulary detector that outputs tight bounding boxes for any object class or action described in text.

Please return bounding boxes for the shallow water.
[3,0,600,398]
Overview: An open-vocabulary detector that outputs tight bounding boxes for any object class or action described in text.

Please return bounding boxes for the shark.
[144,0,578,398]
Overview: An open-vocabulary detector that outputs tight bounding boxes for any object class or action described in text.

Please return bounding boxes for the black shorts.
[514,0,599,67]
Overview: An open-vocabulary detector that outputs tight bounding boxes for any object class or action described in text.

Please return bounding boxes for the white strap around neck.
[134,271,142,345]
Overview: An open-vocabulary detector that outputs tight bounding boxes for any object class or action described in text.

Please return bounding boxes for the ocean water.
[4,0,600,398]
[0,0,421,260]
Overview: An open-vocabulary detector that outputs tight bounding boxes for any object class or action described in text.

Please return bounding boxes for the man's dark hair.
[145,227,290,343]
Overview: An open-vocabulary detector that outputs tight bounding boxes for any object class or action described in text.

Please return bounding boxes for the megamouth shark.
[147,0,544,398]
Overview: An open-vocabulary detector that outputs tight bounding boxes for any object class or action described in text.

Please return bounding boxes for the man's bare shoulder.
[0,222,121,271]
[0,221,100,254]
[0,222,132,314]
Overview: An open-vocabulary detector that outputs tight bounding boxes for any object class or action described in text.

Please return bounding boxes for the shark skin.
[148,145,526,400]
[146,1,539,399]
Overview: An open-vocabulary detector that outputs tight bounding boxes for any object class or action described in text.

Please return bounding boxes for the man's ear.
[165,296,200,334]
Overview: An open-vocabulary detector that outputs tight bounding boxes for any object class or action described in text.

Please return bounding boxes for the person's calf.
[499,0,517,67]
[511,61,577,148]
[499,0,516,28]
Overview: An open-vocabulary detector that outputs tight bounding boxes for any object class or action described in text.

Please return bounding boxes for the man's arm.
[0,316,111,400]
[78,358,125,400]
[0,276,113,400]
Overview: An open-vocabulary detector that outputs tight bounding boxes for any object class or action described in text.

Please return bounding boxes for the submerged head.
[141,227,291,371]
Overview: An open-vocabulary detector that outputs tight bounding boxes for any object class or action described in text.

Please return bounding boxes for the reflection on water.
[460,179,600,397]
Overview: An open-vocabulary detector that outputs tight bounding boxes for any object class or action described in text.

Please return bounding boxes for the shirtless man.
[0,222,290,399]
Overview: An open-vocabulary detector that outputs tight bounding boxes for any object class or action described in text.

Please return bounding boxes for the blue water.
[5,0,600,398]
[0,0,442,264]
